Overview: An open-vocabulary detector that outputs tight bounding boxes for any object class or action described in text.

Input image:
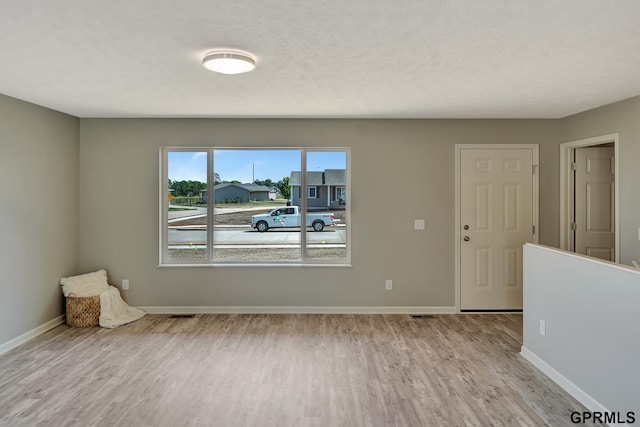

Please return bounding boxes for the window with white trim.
[160,148,350,265]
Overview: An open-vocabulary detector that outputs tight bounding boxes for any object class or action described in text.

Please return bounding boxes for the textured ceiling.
[1,1,640,118]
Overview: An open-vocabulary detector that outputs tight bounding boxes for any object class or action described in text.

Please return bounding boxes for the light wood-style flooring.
[0,314,602,427]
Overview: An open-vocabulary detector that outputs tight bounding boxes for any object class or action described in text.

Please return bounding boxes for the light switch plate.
[414,219,425,230]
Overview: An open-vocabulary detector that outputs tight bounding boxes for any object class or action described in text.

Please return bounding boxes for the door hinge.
[532,225,535,235]
[571,222,577,231]
[571,162,577,171]
[532,164,538,174]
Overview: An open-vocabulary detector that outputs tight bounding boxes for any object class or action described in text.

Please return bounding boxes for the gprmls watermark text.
[570,411,636,424]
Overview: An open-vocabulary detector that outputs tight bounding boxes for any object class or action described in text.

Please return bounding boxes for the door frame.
[454,144,539,312]
[559,133,619,262]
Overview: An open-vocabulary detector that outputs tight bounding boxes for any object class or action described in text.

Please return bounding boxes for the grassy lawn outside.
[169,207,199,211]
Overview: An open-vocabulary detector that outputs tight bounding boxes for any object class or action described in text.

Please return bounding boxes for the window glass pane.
[167,151,208,261]
[305,151,348,261]
[212,149,301,262]
[162,147,349,265]
[307,187,317,198]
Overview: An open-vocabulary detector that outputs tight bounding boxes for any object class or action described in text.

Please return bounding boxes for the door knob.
[463,236,470,242]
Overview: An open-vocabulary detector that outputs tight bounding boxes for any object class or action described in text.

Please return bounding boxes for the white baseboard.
[0,315,65,356]
[138,306,457,315]
[520,346,609,414]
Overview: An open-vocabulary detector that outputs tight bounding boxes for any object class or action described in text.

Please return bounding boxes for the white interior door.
[574,146,615,261]
[459,148,535,310]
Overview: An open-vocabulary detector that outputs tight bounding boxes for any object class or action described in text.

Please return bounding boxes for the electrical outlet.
[385,280,393,291]
[539,320,546,336]
[122,279,130,290]
[414,219,425,230]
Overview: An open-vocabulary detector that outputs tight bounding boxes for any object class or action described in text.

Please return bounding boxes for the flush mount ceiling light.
[202,50,256,75]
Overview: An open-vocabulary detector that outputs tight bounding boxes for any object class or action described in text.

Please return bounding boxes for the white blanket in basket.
[99,286,146,328]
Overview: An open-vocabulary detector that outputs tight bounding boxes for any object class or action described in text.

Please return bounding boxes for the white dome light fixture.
[202,50,256,75]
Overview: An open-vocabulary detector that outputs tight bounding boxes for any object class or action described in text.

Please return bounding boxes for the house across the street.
[200,183,271,203]
[268,186,281,200]
[290,169,346,210]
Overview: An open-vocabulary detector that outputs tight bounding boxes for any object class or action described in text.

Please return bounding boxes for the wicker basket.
[66,293,100,327]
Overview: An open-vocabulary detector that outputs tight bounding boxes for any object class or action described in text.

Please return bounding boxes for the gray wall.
[0,94,79,345]
[522,244,640,412]
[560,96,640,265]
[2,91,639,345]
[78,119,560,308]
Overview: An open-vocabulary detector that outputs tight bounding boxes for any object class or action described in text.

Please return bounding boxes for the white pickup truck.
[251,206,335,232]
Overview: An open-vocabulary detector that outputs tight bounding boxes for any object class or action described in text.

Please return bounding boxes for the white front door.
[574,146,615,261]
[459,147,536,310]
